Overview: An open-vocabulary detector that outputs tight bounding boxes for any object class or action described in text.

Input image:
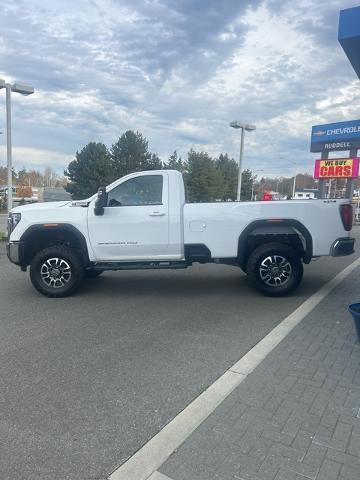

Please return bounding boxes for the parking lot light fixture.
[11,83,35,95]
[230,121,256,201]
[0,78,34,212]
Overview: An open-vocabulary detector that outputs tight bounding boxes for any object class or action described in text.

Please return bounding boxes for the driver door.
[88,173,170,261]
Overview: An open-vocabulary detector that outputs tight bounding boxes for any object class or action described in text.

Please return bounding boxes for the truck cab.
[88,170,185,261]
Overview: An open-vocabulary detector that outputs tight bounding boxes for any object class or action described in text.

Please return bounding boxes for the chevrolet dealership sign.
[310,119,360,152]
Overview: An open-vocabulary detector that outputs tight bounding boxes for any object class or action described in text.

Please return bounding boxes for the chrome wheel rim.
[259,255,292,287]
[40,257,72,289]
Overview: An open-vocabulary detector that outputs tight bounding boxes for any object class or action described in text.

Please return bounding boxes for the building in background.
[293,189,318,200]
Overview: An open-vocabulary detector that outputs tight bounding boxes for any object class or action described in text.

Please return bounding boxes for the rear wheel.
[246,242,303,296]
[30,246,84,297]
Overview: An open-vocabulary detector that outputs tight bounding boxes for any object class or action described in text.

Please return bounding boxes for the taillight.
[340,204,353,231]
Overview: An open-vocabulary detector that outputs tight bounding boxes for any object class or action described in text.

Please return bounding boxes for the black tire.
[246,242,303,296]
[30,245,84,298]
[84,269,104,278]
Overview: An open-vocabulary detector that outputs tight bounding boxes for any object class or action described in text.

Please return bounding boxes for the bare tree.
[43,167,59,187]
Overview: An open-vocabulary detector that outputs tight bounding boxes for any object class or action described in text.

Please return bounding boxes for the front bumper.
[330,237,355,257]
[6,241,25,266]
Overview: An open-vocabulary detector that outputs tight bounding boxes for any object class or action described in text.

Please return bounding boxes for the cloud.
[0,0,359,178]
[11,147,73,172]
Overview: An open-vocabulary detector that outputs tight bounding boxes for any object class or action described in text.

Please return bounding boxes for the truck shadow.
[79,267,324,300]
[82,270,251,298]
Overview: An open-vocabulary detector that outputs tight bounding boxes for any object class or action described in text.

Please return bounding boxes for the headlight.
[8,212,21,234]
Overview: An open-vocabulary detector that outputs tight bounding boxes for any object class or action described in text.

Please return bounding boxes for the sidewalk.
[158,268,360,480]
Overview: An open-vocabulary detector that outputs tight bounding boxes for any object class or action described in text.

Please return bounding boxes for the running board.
[88,260,189,271]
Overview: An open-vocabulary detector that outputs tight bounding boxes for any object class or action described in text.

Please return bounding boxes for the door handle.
[149,211,165,216]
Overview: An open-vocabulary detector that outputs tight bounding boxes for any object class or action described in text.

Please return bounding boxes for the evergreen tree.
[186,149,226,202]
[64,142,112,199]
[147,153,163,171]
[241,169,255,201]
[164,151,188,173]
[110,130,162,177]
[216,153,238,200]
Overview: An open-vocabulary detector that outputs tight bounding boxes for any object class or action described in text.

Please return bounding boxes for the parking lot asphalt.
[1,229,360,480]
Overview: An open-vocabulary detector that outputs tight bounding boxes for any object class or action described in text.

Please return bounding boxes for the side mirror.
[94,187,108,216]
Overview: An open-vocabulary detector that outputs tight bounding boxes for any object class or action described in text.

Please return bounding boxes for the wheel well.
[21,226,89,267]
[238,221,312,269]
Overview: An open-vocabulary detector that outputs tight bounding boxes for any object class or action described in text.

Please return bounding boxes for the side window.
[107,175,163,207]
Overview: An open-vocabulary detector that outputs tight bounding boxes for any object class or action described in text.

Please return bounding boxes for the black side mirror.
[94,187,108,216]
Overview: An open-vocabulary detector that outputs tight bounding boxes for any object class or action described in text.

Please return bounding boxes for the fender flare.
[237,219,313,267]
[20,223,90,266]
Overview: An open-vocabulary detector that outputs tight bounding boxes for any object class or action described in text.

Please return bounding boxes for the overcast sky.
[1,0,359,177]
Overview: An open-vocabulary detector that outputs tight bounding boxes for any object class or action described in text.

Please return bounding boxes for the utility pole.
[230,121,256,201]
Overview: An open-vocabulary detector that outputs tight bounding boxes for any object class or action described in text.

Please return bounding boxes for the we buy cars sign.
[314,157,359,179]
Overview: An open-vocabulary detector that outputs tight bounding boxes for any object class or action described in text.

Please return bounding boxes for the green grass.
[0,231,7,241]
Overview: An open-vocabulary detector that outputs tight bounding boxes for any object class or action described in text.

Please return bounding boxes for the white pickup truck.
[7,170,355,297]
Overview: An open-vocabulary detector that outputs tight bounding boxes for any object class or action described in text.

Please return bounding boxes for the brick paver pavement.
[159,268,360,480]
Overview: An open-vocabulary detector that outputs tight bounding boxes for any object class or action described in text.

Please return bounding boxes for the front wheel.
[30,246,84,298]
[246,242,303,296]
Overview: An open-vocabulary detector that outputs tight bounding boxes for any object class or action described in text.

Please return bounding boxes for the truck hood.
[11,201,72,214]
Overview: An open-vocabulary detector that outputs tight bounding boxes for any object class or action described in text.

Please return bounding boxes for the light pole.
[230,121,256,201]
[286,159,297,199]
[292,174,296,198]
[251,169,264,201]
[0,79,34,211]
